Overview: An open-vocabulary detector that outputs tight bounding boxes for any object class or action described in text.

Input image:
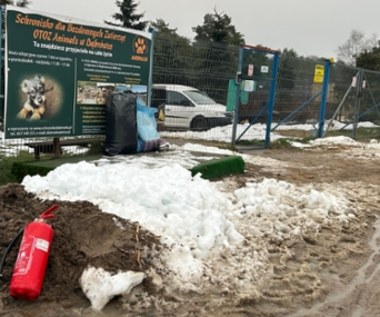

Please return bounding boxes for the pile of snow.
[21,142,358,309]
[310,136,380,149]
[291,136,359,148]
[161,120,379,143]
[160,122,284,142]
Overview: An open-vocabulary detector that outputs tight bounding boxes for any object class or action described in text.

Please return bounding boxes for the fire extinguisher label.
[13,235,35,276]
[13,236,50,276]
[35,238,50,252]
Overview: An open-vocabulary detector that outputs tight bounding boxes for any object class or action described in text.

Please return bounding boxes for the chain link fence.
[324,64,380,140]
[276,56,326,126]
[251,54,380,142]
[1,35,380,160]
[0,135,103,159]
[152,37,238,143]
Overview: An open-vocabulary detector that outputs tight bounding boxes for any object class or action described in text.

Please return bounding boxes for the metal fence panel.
[325,64,380,140]
[2,33,380,160]
[152,38,238,142]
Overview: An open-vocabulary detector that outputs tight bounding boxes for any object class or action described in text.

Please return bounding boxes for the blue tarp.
[136,97,161,152]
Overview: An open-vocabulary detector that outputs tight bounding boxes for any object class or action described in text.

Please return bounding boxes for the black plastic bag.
[104,91,138,156]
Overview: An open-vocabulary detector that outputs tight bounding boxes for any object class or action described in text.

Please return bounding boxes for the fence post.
[147,27,156,107]
[0,6,3,120]
[264,51,280,147]
[317,58,332,138]
[353,70,363,139]
[231,46,244,145]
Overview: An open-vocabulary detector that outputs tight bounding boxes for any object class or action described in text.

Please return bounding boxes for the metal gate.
[325,67,380,139]
[231,45,279,148]
[271,58,333,139]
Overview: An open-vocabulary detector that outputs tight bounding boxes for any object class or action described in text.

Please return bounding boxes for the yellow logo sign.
[133,37,148,55]
[313,64,324,84]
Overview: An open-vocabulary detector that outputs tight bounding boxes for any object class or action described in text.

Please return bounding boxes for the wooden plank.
[24,137,100,159]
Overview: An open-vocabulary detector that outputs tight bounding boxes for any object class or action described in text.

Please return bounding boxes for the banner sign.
[313,64,324,84]
[4,6,152,139]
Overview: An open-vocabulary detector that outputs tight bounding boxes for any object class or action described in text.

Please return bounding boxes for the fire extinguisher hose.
[0,227,24,278]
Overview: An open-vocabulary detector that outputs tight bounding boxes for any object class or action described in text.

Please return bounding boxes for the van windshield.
[183,90,217,105]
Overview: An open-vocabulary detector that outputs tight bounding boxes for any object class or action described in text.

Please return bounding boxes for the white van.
[151,84,232,130]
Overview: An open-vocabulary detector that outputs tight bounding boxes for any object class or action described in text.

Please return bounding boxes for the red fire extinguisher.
[9,204,59,300]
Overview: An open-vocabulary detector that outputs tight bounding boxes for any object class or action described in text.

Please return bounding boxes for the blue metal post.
[147,27,156,107]
[264,51,279,147]
[231,46,244,145]
[0,6,3,113]
[317,59,332,138]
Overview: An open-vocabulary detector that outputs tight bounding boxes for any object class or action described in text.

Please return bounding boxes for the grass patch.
[235,139,266,149]
[275,129,316,139]
[269,138,293,149]
[325,127,380,140]
[0,157,19,185]
[0,152,34,186]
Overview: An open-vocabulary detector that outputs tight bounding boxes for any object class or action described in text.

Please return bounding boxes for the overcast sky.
[29,0,378,59]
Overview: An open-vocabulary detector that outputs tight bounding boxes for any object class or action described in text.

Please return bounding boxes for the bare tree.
[337,29,378,66]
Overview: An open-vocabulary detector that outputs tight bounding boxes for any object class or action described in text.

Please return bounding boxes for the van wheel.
[191,116,209,131]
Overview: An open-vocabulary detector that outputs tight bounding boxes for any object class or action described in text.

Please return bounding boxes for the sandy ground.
[234,145,380,317]
[0,143,380,317]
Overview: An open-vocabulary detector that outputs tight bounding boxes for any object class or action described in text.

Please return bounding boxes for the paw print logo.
[133,37,147,55]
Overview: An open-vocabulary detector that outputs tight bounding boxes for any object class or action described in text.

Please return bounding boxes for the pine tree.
[150,19,192,85]
[106,0,147,31]
[191,10,243,102]
[192,10,244,46]
[0,0,30,6]
[356,45,380,71]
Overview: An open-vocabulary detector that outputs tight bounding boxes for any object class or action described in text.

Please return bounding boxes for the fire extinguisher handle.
[39,204,59,220]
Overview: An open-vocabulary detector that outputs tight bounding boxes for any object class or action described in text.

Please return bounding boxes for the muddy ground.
[0,143,379,317]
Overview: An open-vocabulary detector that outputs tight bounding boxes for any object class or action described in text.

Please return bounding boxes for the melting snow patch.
[80,266,145,311]
[181,143,235,156]
[233,178,353,240]
[311,136,358,147]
